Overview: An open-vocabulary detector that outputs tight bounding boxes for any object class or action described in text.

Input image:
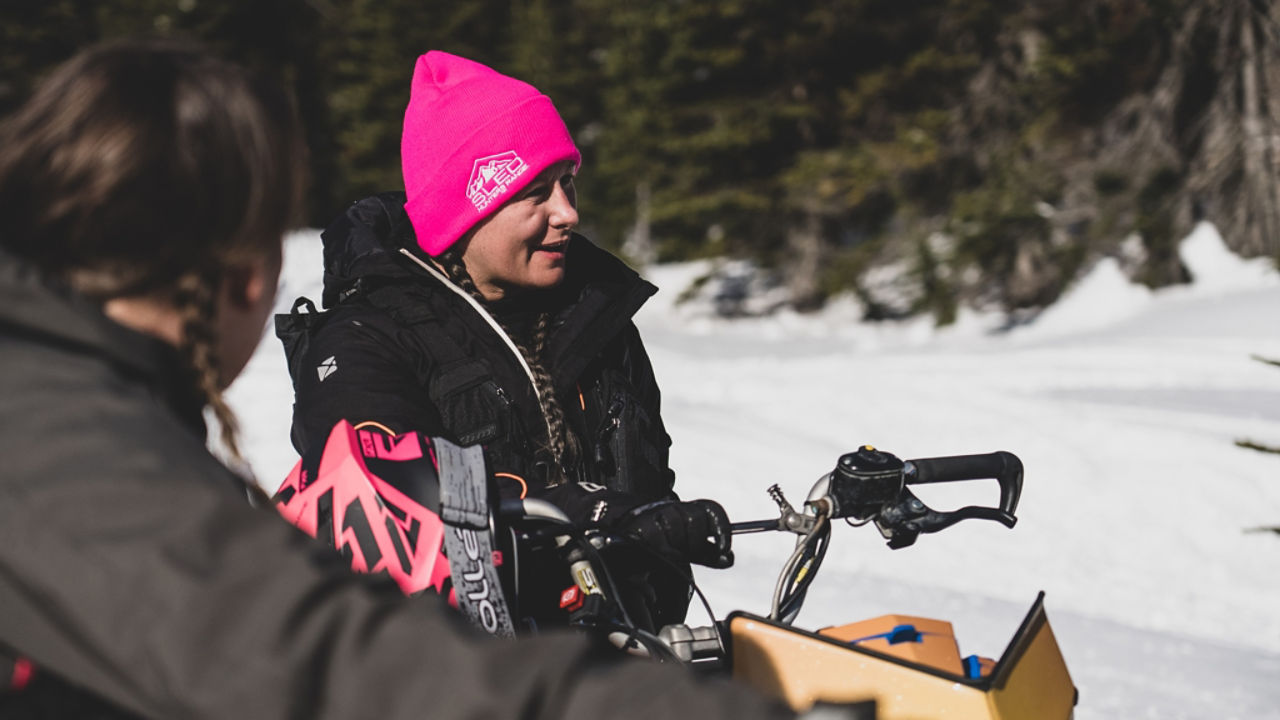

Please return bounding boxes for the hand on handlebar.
[619,499,735,569]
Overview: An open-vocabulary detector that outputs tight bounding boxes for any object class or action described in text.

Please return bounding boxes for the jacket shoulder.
[276,297,419,386]
[0,338,237,496]
[319,192,420,308]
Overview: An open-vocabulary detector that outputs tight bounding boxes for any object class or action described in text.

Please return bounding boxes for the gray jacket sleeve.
[0,365,789,720]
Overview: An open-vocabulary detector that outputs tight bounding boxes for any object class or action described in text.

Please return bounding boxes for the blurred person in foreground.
[0,38,788,720]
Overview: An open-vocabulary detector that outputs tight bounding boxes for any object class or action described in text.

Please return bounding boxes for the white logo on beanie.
[467,151,528,212]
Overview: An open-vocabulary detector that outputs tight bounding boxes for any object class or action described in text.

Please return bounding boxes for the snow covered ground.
[227,222,1280,719]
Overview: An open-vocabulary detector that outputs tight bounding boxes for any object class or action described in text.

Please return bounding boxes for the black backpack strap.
[275,296,327,392]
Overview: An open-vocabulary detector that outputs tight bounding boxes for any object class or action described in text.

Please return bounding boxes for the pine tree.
[5,1,1273,315]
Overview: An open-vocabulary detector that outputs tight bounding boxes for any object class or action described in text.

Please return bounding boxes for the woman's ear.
[215,247,283,387]
[221,249,281,311]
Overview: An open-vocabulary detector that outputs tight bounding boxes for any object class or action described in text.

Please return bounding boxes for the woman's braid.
[173,268,242,460]
[526,311,579,480]
[435,248,481,300]
[434,248,578,484]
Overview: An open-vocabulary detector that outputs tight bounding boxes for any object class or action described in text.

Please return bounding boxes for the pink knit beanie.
[401,51,581,257]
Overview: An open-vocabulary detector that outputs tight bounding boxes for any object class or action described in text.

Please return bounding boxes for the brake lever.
[874,488,1018,548]
[733,447,1024,547]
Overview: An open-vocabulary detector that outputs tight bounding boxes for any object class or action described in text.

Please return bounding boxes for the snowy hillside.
[227,222,1280,719]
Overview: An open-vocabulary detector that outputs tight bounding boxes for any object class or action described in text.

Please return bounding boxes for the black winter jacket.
[279,194,689,626]
[0,251,787,720]
[282,193,673,501]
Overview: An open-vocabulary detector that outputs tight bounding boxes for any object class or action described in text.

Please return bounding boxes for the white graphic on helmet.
[317,355,338,382]
[467,151,528,212]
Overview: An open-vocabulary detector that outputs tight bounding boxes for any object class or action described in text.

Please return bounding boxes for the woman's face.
[458,162,578,301]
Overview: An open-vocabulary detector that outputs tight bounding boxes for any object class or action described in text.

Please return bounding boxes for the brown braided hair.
[433,247,580,484]
[173,267,242,456]
[0,39,306,462]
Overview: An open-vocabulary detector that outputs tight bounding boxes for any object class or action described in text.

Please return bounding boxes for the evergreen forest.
[3,0,1278,322]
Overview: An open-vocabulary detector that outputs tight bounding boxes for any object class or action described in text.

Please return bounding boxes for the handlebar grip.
[907,451,1023,516]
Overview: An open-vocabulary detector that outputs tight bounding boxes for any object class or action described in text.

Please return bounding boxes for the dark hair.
[434,247,580,484]
[0,38,307,458]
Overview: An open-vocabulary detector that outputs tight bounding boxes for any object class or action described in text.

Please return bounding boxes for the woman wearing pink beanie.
[279,52,733,632]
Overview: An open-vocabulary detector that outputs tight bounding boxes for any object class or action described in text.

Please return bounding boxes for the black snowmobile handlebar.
[496,444,1025,648]
[732,446,1023,550]
[908,450,1023,515]
[720,445,1024,626]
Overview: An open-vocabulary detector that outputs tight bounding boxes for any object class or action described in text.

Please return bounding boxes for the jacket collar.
[542,237,656,385]
[320,193,658,367]
[0,250,208,434]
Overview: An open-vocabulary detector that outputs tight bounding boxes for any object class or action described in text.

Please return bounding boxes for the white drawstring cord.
[397,248,556,449]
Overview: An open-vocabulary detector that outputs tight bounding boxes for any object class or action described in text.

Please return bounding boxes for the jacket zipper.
[486,382,512,409]
[593,392,626,473]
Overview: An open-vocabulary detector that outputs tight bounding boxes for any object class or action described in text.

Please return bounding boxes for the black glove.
[618,499,734,569]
